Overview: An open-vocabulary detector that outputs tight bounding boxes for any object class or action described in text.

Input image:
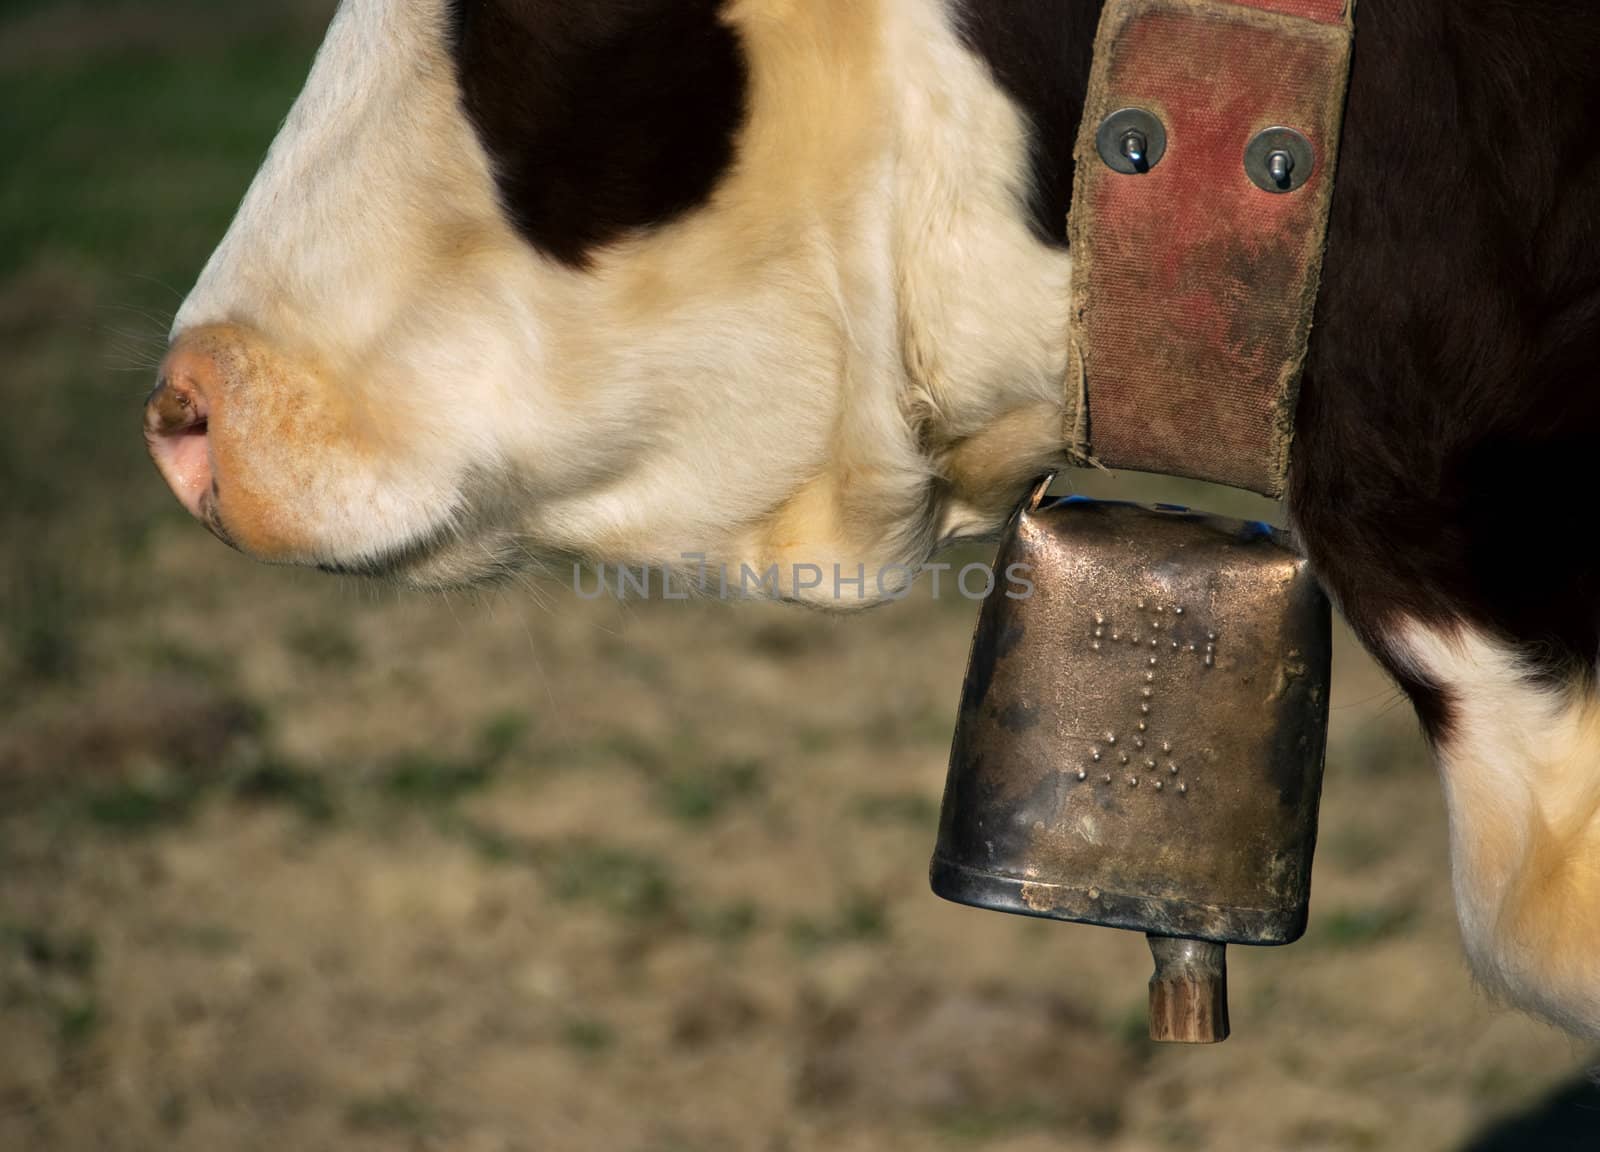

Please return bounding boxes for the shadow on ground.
[1462,1073,1600,1152]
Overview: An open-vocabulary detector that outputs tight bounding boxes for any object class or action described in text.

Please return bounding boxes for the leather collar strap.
[1065,0,1355,498]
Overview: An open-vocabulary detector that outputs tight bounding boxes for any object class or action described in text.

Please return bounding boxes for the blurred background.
[2,2,1597,1149]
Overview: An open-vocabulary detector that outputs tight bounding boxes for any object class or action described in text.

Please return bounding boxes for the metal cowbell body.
[932,497,1332,1042]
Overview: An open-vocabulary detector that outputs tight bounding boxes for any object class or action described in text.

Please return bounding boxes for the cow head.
[145,0,1072,595]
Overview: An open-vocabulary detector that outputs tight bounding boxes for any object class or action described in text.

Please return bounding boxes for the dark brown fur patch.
[447,0,748,268]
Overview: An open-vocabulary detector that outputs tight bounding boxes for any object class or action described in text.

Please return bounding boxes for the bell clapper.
[1147,935,1230,1044]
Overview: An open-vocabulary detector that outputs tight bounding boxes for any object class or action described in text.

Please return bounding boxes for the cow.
[143,0,1600,1039]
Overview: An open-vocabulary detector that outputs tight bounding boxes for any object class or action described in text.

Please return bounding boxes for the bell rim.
[929,856,1309,947]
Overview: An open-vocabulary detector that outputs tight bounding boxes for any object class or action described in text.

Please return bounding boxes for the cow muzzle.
[143,324,496,584]
[144,324,388,566]
[146,323,327,562]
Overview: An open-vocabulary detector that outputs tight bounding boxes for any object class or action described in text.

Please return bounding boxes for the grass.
[934,1103,1080,1145]
[787,891,891,955]
[546,841,677,922]
[3,692,530,837]
[656,758,765,825]
[343,1091,437,1135]
[231,758,337,823]
[0,923,102,1046]
[1313,901,1419,949]
[560,1016,618,1056]
[69,757,338,834]
[80,774,204,832]
[1,924,98,979]
[693,900,762,945]
[379,753,497,806]
[378,711,531,807]
[284,622,362,670]
[854,790,941,827]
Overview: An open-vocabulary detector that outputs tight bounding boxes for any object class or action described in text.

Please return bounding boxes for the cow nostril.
[146,372,206,435]
[144,371,214,521]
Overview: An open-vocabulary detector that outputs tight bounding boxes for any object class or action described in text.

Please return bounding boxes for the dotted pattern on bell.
[1081,600,1220,798]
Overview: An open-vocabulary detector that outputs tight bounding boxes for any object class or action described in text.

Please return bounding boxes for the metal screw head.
[1097,107,1168,175]
[1245,126,1315,193]
[1121,130,1148,167]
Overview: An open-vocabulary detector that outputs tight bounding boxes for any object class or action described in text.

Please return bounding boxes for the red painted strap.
[1231,0,1347,25]
[1067,0,1354,497]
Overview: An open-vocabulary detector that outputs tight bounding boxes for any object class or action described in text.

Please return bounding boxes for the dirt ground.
[5,533,1600,1152]
[2,3,1598,1151]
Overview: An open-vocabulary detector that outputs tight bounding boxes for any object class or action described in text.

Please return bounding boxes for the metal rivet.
[1178,783,1188,794]
[1092,751,1102,762]
[1077,770,1088,781]
[1121,131,1147,167]
[1138,722,1148,732]
[1162,741,1172,754]
[1170,764,1180,775]
[1154,780,1164,791]
[1106,734,1117,745]
[1092,642,1102,652]
[1145,759,1156,770]
[1174,607,1185,616]
[1128,776,1139,788]
[1140,704,1151,715]
[1097,107,1167,175]
[1134,737,1145,749]
[1120,752,1130,764]
[1102,775,1112,785]
[1245,126,1315,193]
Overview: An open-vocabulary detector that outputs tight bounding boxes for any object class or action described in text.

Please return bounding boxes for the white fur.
[1394,621,1600,1037]
[174,0,1071,589]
